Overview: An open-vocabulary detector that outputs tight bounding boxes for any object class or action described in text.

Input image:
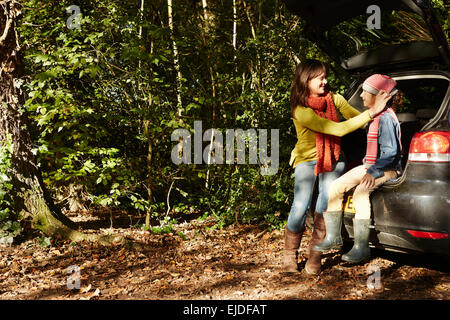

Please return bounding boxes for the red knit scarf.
[365,108,401,166]
[308,92,341,175]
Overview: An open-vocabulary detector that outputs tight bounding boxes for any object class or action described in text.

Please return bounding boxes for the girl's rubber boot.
[313,211,343,252]
[341,219,371,264]
[282,225,303,272]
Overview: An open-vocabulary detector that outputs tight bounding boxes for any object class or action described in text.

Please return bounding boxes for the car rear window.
[326,9,444,59]
[396,78,449,115]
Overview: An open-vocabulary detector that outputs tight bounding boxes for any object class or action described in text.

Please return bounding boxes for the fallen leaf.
[81,288,100,300]
[81,284,92,293]
[92,288,100,297]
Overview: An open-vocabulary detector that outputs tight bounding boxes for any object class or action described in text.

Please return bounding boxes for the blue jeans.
[286,157,346,233]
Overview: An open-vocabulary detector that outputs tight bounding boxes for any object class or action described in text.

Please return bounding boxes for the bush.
[0,137,21,244]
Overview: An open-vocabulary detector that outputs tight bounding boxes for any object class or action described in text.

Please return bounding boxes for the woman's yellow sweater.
[290,93,372,168]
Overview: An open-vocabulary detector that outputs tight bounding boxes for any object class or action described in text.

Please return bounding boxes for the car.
[283,0,449,257]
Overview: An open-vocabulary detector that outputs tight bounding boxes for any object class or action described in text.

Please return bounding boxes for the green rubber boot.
[313,211,343,252]
[342,219,371,264]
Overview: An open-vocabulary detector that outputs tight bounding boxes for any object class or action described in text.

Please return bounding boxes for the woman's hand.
[369,90,392,118]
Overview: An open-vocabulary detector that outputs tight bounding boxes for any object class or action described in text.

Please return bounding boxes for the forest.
[0,0,449,302]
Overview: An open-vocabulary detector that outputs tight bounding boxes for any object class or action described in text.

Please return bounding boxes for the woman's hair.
[387,89,404,113]
[290,59,329,119]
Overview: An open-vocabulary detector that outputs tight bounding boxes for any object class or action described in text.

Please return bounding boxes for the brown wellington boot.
[305,212,326,275]
[282,225,303,273]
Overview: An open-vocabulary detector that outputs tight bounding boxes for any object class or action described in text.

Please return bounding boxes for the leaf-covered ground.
[0,210,449,300]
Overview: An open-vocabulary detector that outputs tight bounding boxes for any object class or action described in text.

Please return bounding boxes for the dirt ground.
[0,210,449,300]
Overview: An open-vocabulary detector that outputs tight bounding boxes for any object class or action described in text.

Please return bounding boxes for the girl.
[284,60,391,274]
[314,74,403,264]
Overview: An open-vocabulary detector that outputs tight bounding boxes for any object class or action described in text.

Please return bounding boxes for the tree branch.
[0,12,12,47]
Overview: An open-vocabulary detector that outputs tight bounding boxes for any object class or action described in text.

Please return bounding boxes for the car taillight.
[407,230,449,239]
[408,131,450,162]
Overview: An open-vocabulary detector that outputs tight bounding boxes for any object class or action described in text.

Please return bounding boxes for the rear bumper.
[343,212,450,256]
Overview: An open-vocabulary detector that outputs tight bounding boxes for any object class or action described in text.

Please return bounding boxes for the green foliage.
[0,138,21,244]
[146,216,178,235]
[20,0,174,215]
[431,0,449,39]
[12,0,449,236]
[38,236,52,247]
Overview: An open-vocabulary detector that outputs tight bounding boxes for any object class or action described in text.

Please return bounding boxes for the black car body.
[283,0,450,256]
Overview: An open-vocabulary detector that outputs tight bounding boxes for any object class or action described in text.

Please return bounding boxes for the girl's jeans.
[286,157,346,233]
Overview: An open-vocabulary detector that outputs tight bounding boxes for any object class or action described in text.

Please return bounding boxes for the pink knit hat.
[362,74,398,96]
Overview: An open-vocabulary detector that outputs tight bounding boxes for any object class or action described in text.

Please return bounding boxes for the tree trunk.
[144,113,153,230]
[0,0,121,244]
[136,0,154,230]
[167,0,183,119]
[201,0,216,188]
[232,0,237,57]
[138,0,145,70]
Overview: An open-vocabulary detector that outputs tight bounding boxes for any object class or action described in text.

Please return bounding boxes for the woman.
[283,60,390,274]
[314,74,403,264]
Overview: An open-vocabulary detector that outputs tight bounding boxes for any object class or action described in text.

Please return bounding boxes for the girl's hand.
[369,90,392,118]
[360,173,376,189]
